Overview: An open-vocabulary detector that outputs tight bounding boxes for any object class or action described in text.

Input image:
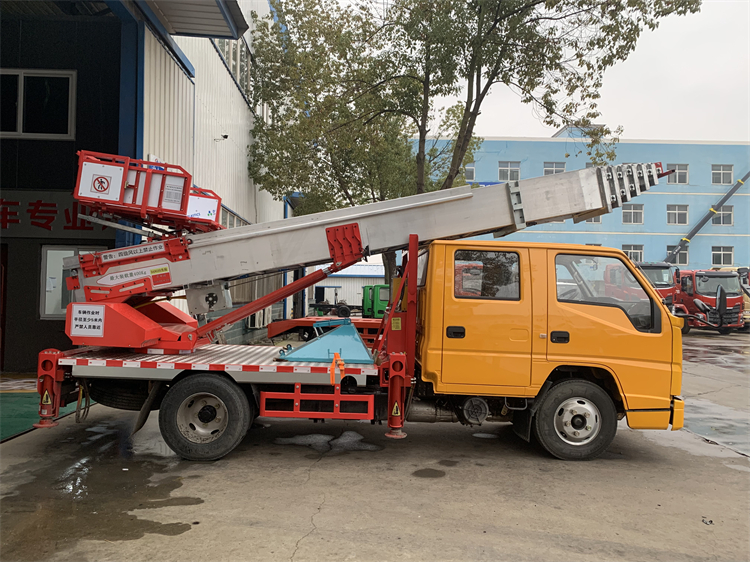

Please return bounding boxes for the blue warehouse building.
[464,130,749,270]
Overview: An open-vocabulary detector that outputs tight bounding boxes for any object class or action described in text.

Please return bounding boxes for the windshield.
[641,267,673,287]
[696,275,741,296]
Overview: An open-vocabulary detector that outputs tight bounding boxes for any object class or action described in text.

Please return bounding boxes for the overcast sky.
[440,0,750,142]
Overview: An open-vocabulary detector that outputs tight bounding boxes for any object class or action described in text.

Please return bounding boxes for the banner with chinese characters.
[0,190,116,239]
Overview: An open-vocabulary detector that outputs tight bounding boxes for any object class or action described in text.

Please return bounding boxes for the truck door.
[547,251,672,410]
[441,247,532,387]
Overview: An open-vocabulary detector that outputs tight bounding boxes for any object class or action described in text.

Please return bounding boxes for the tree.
[360,0,701,189]
[249,0,417,279]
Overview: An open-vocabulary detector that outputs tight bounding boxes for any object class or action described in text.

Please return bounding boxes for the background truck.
[362,284,389,318]
[35,153,681,462]
[309,285,361,317]
[713,267,750,331]
[636,262,679,308]
[673,269,745,334]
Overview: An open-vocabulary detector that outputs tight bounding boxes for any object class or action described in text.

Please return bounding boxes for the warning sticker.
[42,390,52,405]
[391,402,401,417]
[391,317,402,331]
[96,264,172,287]
[70,304,105,337]
[100,242,166,263]
[91,175,111,194]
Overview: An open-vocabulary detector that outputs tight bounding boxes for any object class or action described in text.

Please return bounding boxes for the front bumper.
[670,397,684,431]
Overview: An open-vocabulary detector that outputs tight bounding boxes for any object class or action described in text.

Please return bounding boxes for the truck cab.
[674,269,745,334]
[362,284,390,318]
[713,267,750,331]
[635,261,678,306]
[416,241,683,460]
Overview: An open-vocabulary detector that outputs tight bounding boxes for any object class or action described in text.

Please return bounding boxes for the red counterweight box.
[74,151,222,233]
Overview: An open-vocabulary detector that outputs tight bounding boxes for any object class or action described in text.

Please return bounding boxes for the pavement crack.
[687,385,741,398]
[289,494,325,562]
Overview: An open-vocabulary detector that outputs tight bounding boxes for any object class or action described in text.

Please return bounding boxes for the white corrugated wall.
[141,30,284,326]
[143,29,195,173]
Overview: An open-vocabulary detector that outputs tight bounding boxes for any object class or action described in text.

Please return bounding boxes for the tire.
[681,324,691,335]
[158,374,252,461]
[718,327,733,335]
[532,380,617,461]
[89,379,166,411]
[337,305,351,318]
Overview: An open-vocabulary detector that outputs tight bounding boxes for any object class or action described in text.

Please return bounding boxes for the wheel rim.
[553,396,601,446]
[176,392,229,444]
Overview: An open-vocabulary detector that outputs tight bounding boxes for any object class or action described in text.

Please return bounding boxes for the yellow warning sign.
[391,402,401,417]
[391,317,402,331]
[42,390,52,405]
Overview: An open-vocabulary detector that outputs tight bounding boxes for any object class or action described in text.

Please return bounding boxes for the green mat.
[0,393,78,441]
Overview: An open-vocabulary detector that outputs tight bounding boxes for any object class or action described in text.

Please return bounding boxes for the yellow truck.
[415,240,683,460]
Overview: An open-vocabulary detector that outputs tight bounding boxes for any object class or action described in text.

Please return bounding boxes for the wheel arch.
[539,364,628,415]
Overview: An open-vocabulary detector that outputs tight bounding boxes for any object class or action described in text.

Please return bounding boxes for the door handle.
[446,326,465,338]
[550,331,570,344]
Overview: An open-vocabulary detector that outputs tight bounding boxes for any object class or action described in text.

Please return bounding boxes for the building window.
[711,205,733,226]
[666,164,688,184]
[40,246,106,319]
[622,203,643,225]
[712,165,733,185]
[544,162,566,175]
[667,204,688,225]
[498,162,520,183]
[712,246,733,266]
[454,250,520,300]
[220,206,249,228]
[666,245,689,266]
[214,39,252,99]
[622,244,644,262]
[0,69,76,140]
[464,164,475,182]
[585,162,595,169]
[586,243,602,246]
[585,215,602,223]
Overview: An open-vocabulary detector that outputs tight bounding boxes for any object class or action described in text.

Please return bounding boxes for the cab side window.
[555,254,658,332]
[454,250,520,300]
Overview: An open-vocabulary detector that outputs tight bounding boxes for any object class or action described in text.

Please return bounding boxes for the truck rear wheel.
[158,374,252,461]
[681,324,691,335]
[532,380,617,461]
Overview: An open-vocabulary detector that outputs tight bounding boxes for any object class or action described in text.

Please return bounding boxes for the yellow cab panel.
[418,241,680,431]
[546,248,675,422]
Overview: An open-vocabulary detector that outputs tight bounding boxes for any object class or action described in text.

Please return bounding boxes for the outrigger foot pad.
[385,428,407,439]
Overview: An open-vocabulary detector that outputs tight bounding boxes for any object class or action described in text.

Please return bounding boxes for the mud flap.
[512,409,532,442]
[512,381,552,442]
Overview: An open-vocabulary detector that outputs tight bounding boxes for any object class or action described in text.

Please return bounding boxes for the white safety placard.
[99,242,166,263]
[96,264,172,287]
[70,304,105,337]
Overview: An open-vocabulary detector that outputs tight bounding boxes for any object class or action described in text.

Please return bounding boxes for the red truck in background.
[635,263,744,335]
[635,262,679,307]
[674,269,745,334]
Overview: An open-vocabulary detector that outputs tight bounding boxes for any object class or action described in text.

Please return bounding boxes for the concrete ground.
[1,332,749,562]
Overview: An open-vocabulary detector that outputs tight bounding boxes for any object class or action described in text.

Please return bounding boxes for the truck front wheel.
[532,380,617,461]
[158,374,252,461]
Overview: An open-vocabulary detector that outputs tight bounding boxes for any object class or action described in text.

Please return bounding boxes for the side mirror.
[674,269,681,282]
[716,285,727,318]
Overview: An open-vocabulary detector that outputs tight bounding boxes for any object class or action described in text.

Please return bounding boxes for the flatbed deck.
[57,344,377,386]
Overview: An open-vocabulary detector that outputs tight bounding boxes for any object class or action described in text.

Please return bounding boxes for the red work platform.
[74,151,222,233]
